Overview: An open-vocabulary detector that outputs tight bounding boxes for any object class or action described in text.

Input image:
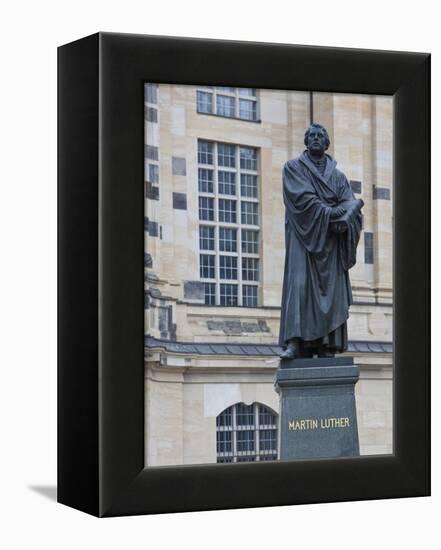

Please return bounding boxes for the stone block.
[275,358,360,459]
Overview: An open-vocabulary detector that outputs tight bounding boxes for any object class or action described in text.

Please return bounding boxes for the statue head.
[304,123,330,157]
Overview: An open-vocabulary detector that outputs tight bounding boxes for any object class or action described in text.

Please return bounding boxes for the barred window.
[196,87,259,121]
[216,403,278,463]
[197,140,260,306]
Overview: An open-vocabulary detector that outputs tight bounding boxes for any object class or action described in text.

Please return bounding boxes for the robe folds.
[278,151,363,350]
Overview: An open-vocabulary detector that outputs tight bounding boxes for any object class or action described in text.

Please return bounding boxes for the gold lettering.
[287,418,321,430]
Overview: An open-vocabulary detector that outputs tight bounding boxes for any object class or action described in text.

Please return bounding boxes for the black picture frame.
[58,32,430,517]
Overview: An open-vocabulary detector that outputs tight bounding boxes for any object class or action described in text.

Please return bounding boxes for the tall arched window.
[216,402,278,463]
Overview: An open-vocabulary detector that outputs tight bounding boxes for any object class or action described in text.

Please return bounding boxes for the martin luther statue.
[279,124,364,360]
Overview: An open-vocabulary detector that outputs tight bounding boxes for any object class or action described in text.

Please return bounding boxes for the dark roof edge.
[145,336,393,355]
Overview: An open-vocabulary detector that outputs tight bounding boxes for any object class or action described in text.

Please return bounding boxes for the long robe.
[278,151,363,351]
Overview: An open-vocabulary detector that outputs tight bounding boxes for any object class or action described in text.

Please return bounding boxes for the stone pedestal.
[275,357,360,460]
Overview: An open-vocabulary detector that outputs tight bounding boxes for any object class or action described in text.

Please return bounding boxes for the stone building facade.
[144,84,393,467]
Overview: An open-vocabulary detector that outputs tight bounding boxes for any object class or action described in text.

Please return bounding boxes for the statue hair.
[304,123,330,149]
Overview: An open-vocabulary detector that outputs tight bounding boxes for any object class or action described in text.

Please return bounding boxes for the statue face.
[306,126,328,156]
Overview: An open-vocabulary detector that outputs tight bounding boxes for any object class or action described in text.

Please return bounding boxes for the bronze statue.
[279,124,363,360]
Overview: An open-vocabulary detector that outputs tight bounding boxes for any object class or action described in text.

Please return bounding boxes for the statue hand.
[330,205,346,219]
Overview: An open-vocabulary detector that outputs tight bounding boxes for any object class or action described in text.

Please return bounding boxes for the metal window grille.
[216,403,278,463]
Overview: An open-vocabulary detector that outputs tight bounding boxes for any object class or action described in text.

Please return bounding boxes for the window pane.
[220,256,237,280]
[242,257,259,281]
[216,406,233,427]
[217,143,236,168]
[236,430,255,452]
[198,140,214,164]
[204,282,216,305]
[240,147,257,170]
[199,197,214,221]
[239,99,257,121]
[236,403,255,426]
[218,199,236,223]
[197,90,213,114]
[220,284,238,306]
[217,95,235,117]
[238,88,256,96]
[241,201,258,225]
[242,285,258,307]
[218,171,236,195]
[200,226,215,250]
[147,163,159,183]
[240,174,258,198]
[219,227,237,252]
[241,229,259,254]
[200,254,215,278]
[259,405,277,427]
[216,431,232,453]
[198,168,214,193]
[259,430,277,452]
